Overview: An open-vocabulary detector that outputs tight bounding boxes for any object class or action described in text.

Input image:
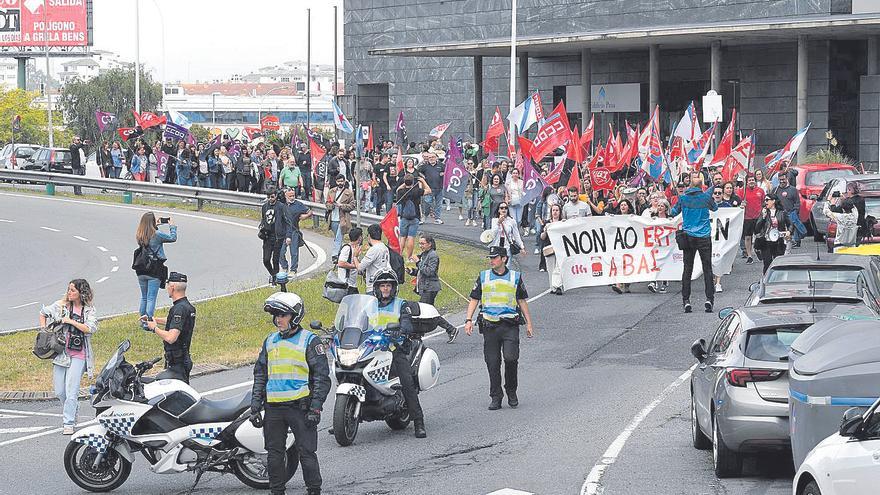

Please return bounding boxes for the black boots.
[507,392,519,408]
[488,398,502,410]
[413,418,427,438]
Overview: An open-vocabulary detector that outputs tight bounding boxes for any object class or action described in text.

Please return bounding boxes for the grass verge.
[0,184,485,391]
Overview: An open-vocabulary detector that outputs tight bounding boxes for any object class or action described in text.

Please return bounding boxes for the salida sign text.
[0,0,89,47]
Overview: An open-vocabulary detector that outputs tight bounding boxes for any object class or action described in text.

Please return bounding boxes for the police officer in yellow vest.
[370,269,427,438]
[464,245,535,410]
[250,292,331,495]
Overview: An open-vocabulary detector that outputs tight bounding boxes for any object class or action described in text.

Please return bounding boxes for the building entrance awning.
[368,14,880,57]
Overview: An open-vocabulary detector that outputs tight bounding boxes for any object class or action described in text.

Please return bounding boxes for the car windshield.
[16,148,35,158]
[54,150,71,162]
[806,169,853,186]
[333,294,378,332]
[766,267,862,284]
[864,197,880,218]
[744,326,808,361]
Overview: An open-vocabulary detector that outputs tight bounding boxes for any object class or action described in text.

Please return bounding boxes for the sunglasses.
[713,192,722,195]
[498,206,508,210]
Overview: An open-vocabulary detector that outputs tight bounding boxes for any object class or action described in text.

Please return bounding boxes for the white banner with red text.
[546,209,744,289]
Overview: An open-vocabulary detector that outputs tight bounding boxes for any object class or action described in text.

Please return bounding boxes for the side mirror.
[839,407,867,437]
[309,320,323,331]
[748,282,760,293]
[718,307,734,320]
[690,338,707,363]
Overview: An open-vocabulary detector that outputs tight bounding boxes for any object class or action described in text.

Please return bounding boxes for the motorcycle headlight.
[338,348,360,367]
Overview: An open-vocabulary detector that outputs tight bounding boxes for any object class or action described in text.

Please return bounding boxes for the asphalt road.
[0,224,802,494]
[0,191,328,333]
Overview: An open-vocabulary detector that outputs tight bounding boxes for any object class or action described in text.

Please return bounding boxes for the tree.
[0,88,71,145]
[189,124,210,142]
[58,68,162,145]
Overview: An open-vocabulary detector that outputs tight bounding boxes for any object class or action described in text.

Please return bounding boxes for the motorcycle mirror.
[309,320,323,331]
[120,340,131,353]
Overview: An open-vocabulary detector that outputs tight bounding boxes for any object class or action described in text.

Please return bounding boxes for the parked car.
[745,280,880,315]
[690,303,878,478]
[791,163,856,227]
[21,147,74,174]
[809,174,880,241]
[0,143,40,169]
[824,190,880,252]
[751,253,880,307]
[792,397,880,495]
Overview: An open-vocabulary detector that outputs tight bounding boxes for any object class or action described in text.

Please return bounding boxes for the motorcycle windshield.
[95,340,129,390]
[334,294,378,332]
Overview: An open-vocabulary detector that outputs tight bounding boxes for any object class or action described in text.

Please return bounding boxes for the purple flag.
[163,122,188,142]
[155,150,170,178]
[291,124,300,149]
[521,157,547,205]
[185,132,196,146]
[95,111,117,133]
[395,111,407,145]
[227,142,242,161]
[446,137,462,164]
[442,148,470,204]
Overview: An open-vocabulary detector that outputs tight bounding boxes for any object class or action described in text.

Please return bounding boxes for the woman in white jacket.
[490,202,525,267]
[39,279,98,435]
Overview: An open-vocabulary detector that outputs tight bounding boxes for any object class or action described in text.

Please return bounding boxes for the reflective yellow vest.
[369,298,404,332]
[480,269,520,322]
[265,329,315,403]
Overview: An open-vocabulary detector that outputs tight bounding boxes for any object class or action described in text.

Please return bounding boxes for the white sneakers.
[458,214,464,221]
[62,425,75,435]
[715,282,723,293]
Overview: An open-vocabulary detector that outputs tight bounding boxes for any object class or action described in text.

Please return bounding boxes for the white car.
[793,397,880,495]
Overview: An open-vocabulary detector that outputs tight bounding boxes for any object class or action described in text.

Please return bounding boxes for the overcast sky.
[91,0,343,83]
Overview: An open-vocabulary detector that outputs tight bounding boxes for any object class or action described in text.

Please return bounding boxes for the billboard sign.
[0,0,89,47]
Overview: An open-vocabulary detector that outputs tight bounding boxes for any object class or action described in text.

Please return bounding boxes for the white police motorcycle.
[63,340,297,492]
[310,294,441,446]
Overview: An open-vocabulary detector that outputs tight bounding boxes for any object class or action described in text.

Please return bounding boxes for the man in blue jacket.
[670,171,718,313]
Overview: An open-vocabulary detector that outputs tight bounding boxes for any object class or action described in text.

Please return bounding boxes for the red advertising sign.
[0,0,89,47]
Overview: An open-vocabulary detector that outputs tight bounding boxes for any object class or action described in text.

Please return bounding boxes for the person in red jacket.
[737,174,766,264]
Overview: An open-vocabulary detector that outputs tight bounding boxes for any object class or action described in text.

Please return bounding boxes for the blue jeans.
[279,229,302,272]
[509,203,524,230]
[432,190,443,219]
[329,221,343,257]
[110,167,121,179]
[788,210,807,243]
[399,217,419,238]
[54,358,86,426]
[137,275,161,317]
[177,173,194,186]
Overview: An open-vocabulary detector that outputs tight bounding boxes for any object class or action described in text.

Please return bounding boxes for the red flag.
[486,107,505,141]
[567,162,581,191]
[367,125,375,152]
[589,166,615,192]
[587,142,605,170]
[308,136,326,163]
[380,205,401,253]
[605,126,620,172]
[567,126,584,164]
[618,121,637,168]
[260,115,281,131]
[117,127,141,142]
[517,136,534,163]
[396,146,404,173]
[580,114,595,152]
[722,135,753,182]
[532,101,571,163]
[243,126,263,141]
[132,110,165,130]
[709,109,737,168]
[544,159,565,185]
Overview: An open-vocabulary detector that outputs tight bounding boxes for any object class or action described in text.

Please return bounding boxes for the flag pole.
[508,0,517,145]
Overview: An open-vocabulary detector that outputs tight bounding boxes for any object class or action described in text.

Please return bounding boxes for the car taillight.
[726,368,783,387]
[49,150,55,163]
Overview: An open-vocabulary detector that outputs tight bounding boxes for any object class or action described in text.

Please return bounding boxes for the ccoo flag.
[331,100,354,134]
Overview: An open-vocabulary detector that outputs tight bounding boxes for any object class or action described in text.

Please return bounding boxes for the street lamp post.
[134,0,141,114]
[258,86,296,125]
[211,92,221,126]
[43,2,53,147]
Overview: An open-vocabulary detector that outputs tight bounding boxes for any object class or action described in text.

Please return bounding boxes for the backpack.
[389,249,406,284]
[132,244,160,275]
[400,197,417,220]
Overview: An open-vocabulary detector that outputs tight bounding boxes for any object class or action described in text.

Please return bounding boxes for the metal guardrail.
[0,169,384,224]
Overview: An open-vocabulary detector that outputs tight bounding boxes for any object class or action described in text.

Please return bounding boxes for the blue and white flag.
[168,110,192,129]
[507,91,541,134]
[671,101,701,145]
[331,100,354,134]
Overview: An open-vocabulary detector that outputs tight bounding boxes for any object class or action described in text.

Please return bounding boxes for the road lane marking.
[0,414,26,419]
[39,226,59,232]
[95,276,109,284]
[73,235,89,242]
[580,363,698,495]
[110,266,118,272]
[109,255,118,262]
[0,219,14,223]
[487,490,535,495]
[96,246,108,252]
[8,301,39,310]
[0,426,54,434]
[0,408,63,418]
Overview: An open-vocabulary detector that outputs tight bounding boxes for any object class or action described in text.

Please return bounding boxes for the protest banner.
[546,208,743,290]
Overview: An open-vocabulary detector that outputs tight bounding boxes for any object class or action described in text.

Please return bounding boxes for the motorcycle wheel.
[63,441,132,493]
[231,447,298,490]
[333,394,360,446]
[385,408,411,431]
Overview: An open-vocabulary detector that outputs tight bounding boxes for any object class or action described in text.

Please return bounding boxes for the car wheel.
[800,480,821,495]
[691,391,711,450]
[811,216,824,242]
[712,410,742,478]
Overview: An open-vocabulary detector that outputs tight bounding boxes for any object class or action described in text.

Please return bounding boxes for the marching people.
[670,171,717,314]
[370,270,427,438]
[737,174,765,265]
[396,172,429,261]
[259,188,281,285]
[336,227,363,295]
[490,202,525,266]
[505,167,526,235]
[142,272,196,383]
[562,186,591,219]
[276,188,313,277]
[540,203,565,295]
[755,194,792,272]
[464,245,534,410]
[359,224,391,295]
[772,172,804,252]
[250,292,331,495]
[39,279,97,435]
[409,233,460,343]
[646,199,671,294]
[134,212,176,319]
[326,174,356,259]
[420,151,445,224]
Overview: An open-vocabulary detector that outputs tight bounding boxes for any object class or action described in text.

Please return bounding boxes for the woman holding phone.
[134,212,177,319]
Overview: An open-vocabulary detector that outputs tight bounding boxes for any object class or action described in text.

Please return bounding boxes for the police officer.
[370,269,426,438]
[464,246,535,410]
[250,292,331,495]
[143,272,196,383]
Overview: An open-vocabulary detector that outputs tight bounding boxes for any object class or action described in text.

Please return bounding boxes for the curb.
[0,362,230,402]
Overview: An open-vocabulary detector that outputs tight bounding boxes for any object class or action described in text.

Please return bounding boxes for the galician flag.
[672,101,701,144]
[169,110,192,129]
[507,91,542,134]
[331,100,354,134]
[764,122,812,176]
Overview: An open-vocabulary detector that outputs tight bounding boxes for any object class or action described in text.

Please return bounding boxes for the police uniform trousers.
[264,400,321,494]
[391,339,423,421]
[481,320,520,400]
[158,351,192,383]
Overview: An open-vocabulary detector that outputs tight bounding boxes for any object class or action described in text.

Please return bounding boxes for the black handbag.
[33,321,66,359]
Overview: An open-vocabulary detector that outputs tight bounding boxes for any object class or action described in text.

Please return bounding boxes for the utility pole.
[43,3,53,147]
[134,0,141,113]
[306,8,311,131]
[333,5,338,142]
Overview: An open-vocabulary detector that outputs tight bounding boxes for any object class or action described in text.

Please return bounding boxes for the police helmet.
[263,292,305,327]
[372,269,399,301]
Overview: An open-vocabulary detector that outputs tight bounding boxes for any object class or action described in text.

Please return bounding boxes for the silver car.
[808,174,880,241]
[689,303,878,478]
